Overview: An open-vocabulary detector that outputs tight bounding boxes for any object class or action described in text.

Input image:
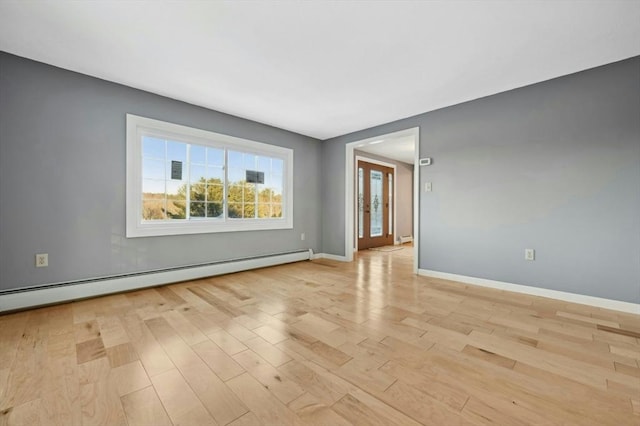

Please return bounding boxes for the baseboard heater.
[0,249,313,313]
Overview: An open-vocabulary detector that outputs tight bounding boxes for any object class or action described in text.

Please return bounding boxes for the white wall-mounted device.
[419,157,432,166]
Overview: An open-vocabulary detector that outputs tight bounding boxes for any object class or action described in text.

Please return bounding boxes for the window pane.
[258,156,270,172]
[143,179,165,195]
[208,166,224,181]
[167,140,187,162]
[358,167,363,238]
[142,136,165,159]
[207,202,224,218]
[166,181,186,201]
[190,202,206,218]
[167,201,186,219]
[243,183,256,201]
[243,203,256,218]
[143,158,165,180]
[228,151,243,168]
[258,187,272,203]
[228,168,244,183]
[272,159,283,174]
[370,170,383,237]
[228,184,243,203]
[389,173,393,235]
[207,184,224,203]
[142,199,166,220]
[191,145,206,164]
[207,148,224,166]
[271,203,282,218]
[190,164,206,183]
[257,202,271,218]
[244,153,256,169]
[190,184,206,201]
[228,203,243,218]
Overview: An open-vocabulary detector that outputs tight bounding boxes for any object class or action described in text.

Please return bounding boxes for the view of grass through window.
[141,136,283,221]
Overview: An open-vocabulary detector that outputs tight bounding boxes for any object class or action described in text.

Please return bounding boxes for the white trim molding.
[311,253,350,262]
[126,114,294,238]
[418,269,640,314]
[345,127,419,273]
[0,250,311,313]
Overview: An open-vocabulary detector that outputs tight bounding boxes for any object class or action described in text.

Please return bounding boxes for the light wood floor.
[1,246,639,425]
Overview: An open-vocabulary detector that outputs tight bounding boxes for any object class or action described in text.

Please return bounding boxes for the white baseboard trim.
[418,269,640,315]
[312,253,350,262]
[0,250,312,313]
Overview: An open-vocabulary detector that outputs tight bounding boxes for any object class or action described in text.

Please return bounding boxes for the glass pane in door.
[370,170,383,237]
[388,173,393,234]
[358,167,364,238]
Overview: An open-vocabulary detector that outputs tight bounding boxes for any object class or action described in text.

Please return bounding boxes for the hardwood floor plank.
[110,360,151,397]
[120,314,174,378]
[462,344,517,369]
[598,324,640,339]
[145,316,248,425]
[192,340,245,381]
[150,369,217,426]
[161,309,208,346]
[80,378,127,426]
[75,338,107,365]
[0,398,44,426]
[380,380,475,425]
[226,373,301,425]
[243,336,293,367]
[105,342,139,368]
[121,386,172,426]
[379,360,470,412]
[279,360,356,405]
[41,354,81,426]
[232,349,305,404]
[95,315,129,348]
[1,310,49,410]
[332,390,422,426]
[207,329,249,355]
[288,392,352,426]
[2,248,638,426]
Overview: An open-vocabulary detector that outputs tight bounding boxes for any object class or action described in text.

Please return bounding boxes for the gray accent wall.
[0,52,322,291]
[323,57,640,303]
[354,150,413,243]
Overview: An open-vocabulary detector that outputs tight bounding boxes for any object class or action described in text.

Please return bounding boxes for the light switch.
[425,182,432,192]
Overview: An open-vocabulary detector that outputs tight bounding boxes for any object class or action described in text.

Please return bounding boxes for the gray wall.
[354,150,413,243]
[323,57,640,303]
[0,52,322,291]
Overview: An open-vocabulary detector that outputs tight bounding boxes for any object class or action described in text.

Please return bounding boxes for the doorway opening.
[344,127,419,273]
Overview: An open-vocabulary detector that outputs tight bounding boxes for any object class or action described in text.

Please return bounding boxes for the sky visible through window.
[141,136,284,220]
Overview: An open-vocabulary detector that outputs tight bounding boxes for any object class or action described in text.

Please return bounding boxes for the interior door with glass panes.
[357,160,394,250]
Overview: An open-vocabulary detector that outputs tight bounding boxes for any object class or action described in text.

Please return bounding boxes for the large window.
[126,114,293,237]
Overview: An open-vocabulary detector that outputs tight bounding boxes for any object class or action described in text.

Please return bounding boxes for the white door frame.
[344,127,419,273]
[354,156,397,251]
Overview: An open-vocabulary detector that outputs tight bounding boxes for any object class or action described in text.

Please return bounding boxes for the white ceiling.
[356,135,417,165]
[0,1,638,141]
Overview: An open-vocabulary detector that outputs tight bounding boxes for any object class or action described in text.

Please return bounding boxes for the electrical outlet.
[35,253,48,267]
[525,249,535,261]
[301,233,305,241]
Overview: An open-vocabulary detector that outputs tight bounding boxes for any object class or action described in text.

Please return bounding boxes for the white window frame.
[126,114,293,238]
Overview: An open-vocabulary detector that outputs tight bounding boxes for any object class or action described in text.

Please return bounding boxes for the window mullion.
[185,144,191,220]
[254,156,259,219]
[223,149,228,222]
